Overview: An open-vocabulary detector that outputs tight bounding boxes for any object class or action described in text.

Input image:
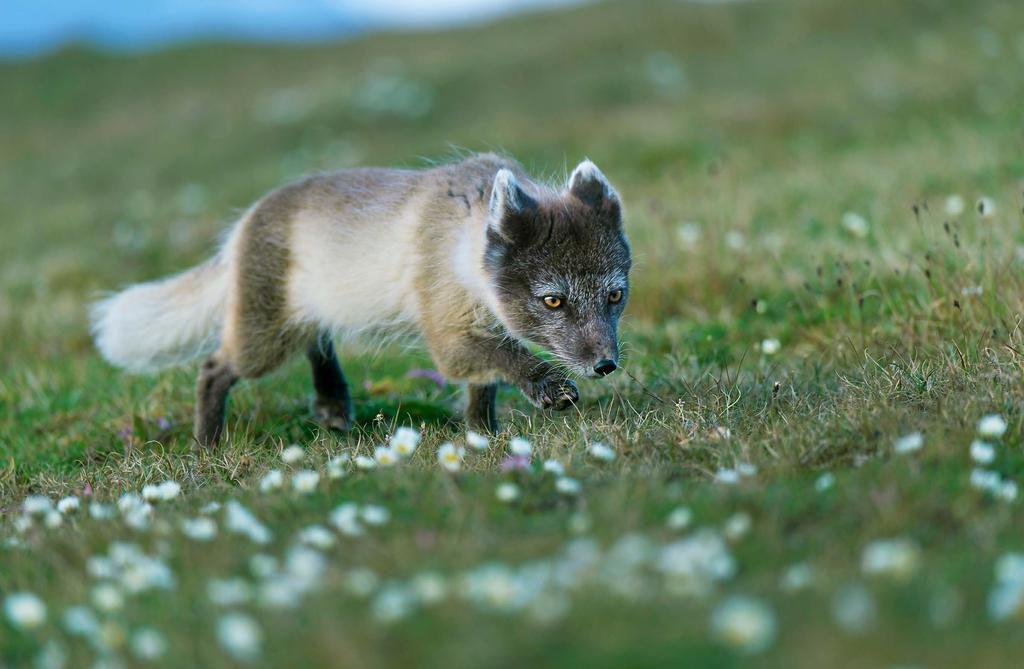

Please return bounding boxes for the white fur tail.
[91,257,230,373]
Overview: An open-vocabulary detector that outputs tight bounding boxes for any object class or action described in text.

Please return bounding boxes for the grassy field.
[3,0,1024,666]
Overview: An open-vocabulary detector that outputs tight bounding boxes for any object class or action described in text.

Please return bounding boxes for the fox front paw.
[314,400,352,431]
[526,376,579,411]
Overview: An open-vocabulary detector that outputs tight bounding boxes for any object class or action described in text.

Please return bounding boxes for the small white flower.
[326,454,349,479]
[542,459,565,476]
[971,440,996,464]
[944,194,965,216]
[815,472,835,492]
[249,554,278,579]
[208,579,252,606]
[118,492,144,513]
[841,211,869,238]
[676,222,702,247]
[893,431,924,454]
[224,500,272,545]
[89,502,114,520]
[330,503,364,536]
[130,627,167,660]
[495,482,520,502]
[361,505,391,526]
[724,512,752,541]
[92,583,124,612]
[62,606,99,636]
[977,196,996,218]
[4,592,46,630]
[666,506,692,530]
[200,501,222,514]
[437,443,465,472]
[281,444,305,464]
[291,470,320,494]
[832,584,876,633]
[44,510,63,529]
[56,496,80,514]
[390,427,421,457]
[736,462,758,478]
[142,480,181,502]
[258,469,284,493]
[710,596,777,655]
[180,517,218,541]
[374,446,398,467]
[217,613,262,662]
[978,414,1008,439]
[588,442,616,462]
[509,437,532,457]
[998,480,1019,502]
[779,563,814,592]
[971,468,1002,492]
[862,538,921,580]
[715,468,740,484]
[725,229,745,250]
[354,455,377,470]
[760,338,781,355]
[466,431,490,450]
[555,477,581,495]
[22,495,52,515]
[299,524,336,549]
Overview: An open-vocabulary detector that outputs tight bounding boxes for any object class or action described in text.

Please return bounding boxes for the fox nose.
[593,359,618,377]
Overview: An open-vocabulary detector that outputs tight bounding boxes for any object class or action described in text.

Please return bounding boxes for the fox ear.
[567,160,620,210]
[488,169,536,242]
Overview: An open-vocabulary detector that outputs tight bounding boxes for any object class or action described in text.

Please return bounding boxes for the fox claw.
[527,376,579,411]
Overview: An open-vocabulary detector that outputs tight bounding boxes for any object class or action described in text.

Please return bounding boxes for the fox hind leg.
[194,352,238,448]
[465,382,498,433]
[308,333,353,431]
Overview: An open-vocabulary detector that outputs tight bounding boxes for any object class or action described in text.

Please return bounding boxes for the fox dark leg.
[465,383,498,433]
[194,353,238,448]
[307,334,352,431]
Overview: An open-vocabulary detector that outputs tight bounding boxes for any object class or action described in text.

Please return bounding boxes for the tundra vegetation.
[2,0,1024,666]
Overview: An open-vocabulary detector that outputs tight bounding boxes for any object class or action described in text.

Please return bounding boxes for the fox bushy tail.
[91,256,230,373]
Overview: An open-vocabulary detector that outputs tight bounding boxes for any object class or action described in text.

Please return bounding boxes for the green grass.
[3,0,1024,666]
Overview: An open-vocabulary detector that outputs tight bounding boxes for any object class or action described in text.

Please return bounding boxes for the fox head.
[484,160,631,379]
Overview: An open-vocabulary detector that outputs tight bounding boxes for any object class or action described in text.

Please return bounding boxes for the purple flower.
[157,416,171,430]
[500,455,531,472]
[406,368,446,388]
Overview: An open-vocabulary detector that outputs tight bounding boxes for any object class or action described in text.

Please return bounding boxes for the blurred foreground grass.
[3,0,1024,666]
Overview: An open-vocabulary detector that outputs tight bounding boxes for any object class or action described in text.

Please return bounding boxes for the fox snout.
[578,333,619,378]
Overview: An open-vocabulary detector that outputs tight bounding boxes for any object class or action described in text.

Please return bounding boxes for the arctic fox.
[92,153,631,447]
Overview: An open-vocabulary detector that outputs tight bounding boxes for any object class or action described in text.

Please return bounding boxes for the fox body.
[92,153,631,446]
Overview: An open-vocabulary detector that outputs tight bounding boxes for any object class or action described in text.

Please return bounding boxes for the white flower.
[374,446,398,467]
[815,472,835,492]
[715,468,740,484]
[217,613,262,662]
[736,462,758,478]
[998,480,1019,502]
[89,502,114,520]
[588,442,616,462]
[971,440,996,464]
[893,431,924,454]
[725,230,745,250]
[118,492,144,513]
[495,482,521,502]
[390,427,421,457]
[509,437,532,457]
[841,211,869,238]
[345,568,379,597]
[249,554,278,579]
[22,495,52,515]
[292,470,320,494]
[92,583,124,612]
[224,500,272,545]
[44,510,63,529]
[944,194,965,216]
[281,444,305,464]
[411,572,447,604]
[710,596,777,655]
[542,459,565,476]
[330,503,364,536]
[326,454,349,479]
[862,538,921,580]
[372,586,415,623]
[971,468,1002,492]
[130,627,167,660]
[676,222,702,247]
[977,196,996,218]
[466,431,490,450]
[779,563,814,592]
[200,501,222,514]
[555,477,581,495]
[978,414,1007,439]
[361,505,391,526]
[142,480,181,502]
[62,606,99,636]
[723,512,752,541]
[4,592,46,629]
[354,455,377,470]
[56,496,80,514]
[180,517,218,541]
[760,338,781,355]
[298,525,336,549]
[666,506,692,530]
[832,583,876,633]
[208,579,252,606]
[259,469,285,493]
[437,443,464,472]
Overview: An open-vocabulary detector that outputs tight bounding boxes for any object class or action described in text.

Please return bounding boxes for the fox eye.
[608,289,623,304]
[543,296,563,309]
